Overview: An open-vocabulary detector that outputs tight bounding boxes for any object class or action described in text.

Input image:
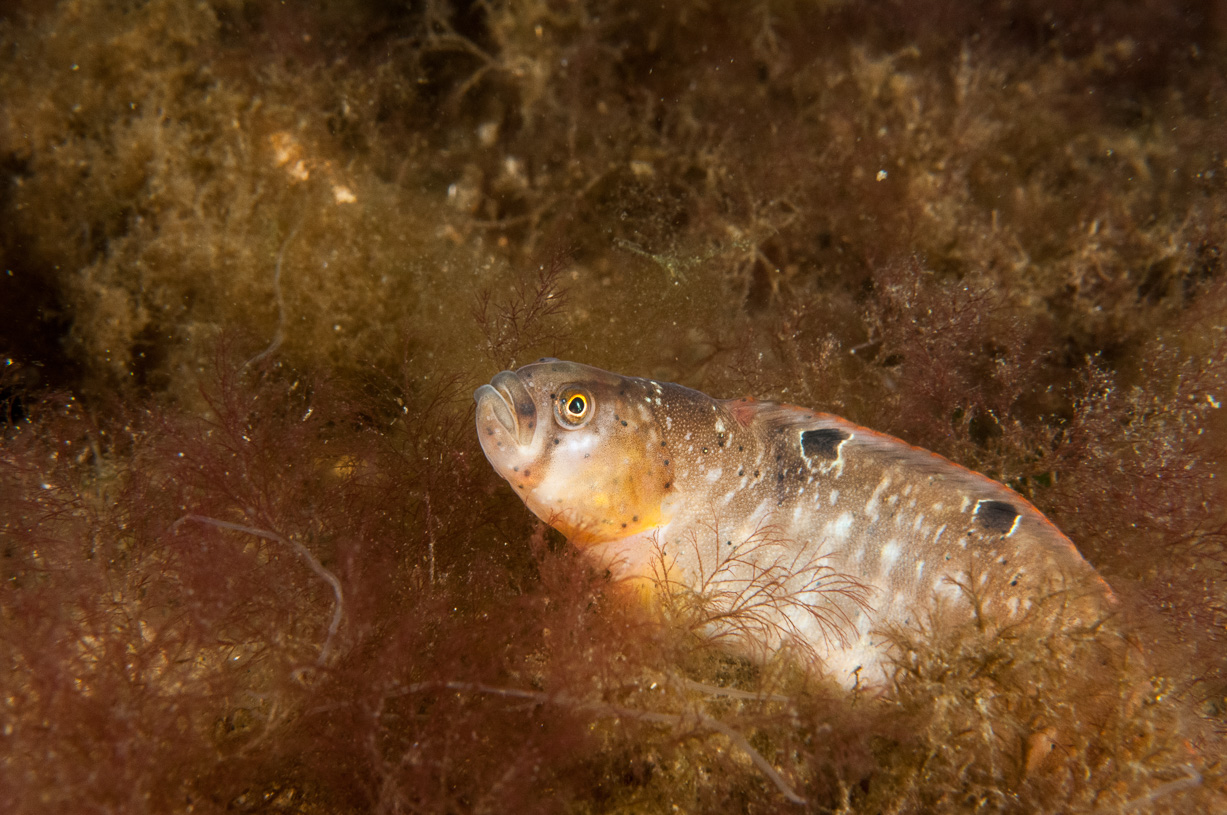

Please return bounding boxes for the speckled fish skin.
[475,359,1113,686]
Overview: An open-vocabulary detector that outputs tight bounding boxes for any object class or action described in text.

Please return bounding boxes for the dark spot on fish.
[523,469,531,477]
[632,515,638,522]
[801,428,849,460]
[553,438,560,445]
[661,440,667,446]
[664,460,669,466]
[513,466,519,472]
[664,481,672,489]
[621,420,628,426]
[702,447,709,454]
[621,523,627,528]
[738,445,743,451]
[975,500,1019,534]
[550,393,556,399]
[486,428,494,435]
[1009,576,1019,587]
[738,468,744,476]
[726,540,733,547]
[754,469,760,478]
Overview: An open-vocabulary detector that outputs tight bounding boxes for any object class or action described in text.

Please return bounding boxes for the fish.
[474,359,1114,686]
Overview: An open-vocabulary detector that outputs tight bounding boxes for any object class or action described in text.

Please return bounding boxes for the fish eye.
[555,388,593,428]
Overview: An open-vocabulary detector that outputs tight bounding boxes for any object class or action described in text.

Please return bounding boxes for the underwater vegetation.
[2,0,1226,811]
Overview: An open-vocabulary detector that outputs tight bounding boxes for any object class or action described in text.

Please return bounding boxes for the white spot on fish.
[915,560,925,578]
[960,496,971,513]
[865,475,891,522]
[935,578,962,603]
[934,523,946,542]
[880,541,901,573]
[705,467,723,483]
[912,514,925,531]
[829,489,839,505]
[855,613,873,635]
[715,419,725,433]
[665,416,672,430]
[826,512,854,540]
[750,498,772,523]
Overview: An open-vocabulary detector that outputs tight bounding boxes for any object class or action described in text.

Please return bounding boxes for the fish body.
[475,360,1112,686]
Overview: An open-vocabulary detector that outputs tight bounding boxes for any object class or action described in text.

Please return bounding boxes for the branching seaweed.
[174,514,344,668]
[649,518,871,669]
[399,679,808,805]
[472,250,571,369]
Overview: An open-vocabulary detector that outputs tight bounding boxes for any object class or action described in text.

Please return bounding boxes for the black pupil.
[567,396,585,415]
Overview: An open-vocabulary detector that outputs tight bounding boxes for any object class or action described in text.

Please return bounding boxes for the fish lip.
[475,370,537,448]
[475,383,517,440]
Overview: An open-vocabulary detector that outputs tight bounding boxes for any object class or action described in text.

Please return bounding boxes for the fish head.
[475,359,675,546]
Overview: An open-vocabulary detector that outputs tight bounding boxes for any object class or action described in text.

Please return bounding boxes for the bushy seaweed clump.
[2,0,1226,812]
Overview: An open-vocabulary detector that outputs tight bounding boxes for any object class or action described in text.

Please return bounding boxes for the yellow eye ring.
[555,388,593,427]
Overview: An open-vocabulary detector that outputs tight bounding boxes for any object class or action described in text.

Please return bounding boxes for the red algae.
[2,0,1227,811]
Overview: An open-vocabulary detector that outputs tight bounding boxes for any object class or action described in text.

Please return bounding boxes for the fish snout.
[474,370,538,449]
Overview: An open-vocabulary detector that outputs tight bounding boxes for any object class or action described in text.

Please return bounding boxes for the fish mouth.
[474,370,537,449]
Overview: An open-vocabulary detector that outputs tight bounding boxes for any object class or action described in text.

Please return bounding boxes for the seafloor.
[1,1,1225,812]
